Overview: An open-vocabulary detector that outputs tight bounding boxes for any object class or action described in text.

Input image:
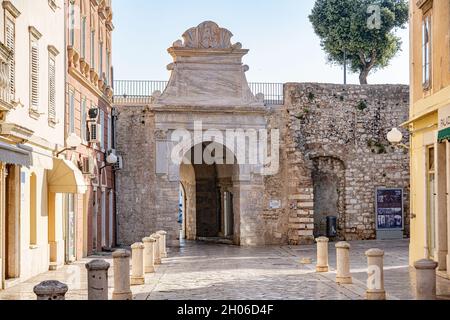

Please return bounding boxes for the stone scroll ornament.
[176,21,241,49]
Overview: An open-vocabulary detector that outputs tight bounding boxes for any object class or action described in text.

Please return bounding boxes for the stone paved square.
[1,240,449,300]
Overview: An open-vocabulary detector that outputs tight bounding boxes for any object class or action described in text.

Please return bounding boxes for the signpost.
[375,188,404,240]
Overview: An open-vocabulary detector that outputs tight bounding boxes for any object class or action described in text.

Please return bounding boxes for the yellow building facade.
[408,0,450,278]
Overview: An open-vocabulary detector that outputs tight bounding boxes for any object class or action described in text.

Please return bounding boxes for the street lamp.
[387,128,409,150]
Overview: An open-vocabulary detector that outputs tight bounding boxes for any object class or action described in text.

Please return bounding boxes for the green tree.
[309,0,408,84]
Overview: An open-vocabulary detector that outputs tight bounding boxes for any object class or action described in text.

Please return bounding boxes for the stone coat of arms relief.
[181,21,234,49]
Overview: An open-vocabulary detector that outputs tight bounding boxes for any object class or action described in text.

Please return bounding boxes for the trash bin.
[326,216,337,238]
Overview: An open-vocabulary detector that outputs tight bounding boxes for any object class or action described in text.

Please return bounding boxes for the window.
[48,54,56,121]
[30,173,37,246]
[81,17,87,59]
[90,31,95,69]
[99,41,103,77]
[99,109,104,149]
[422,13,432,89]
[107,115,112,150]
[69,91,75,134]
[5,18,15,98]
[69,1,75,47]
[81,99,87,141]
[106,52,111,86]
[30,32,40,112]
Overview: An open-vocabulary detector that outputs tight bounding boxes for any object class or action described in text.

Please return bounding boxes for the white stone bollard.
[316,237,329,272]
[414,259,438,300]
[112,249,133,300]
[33,281,68,300]
[151,233,162,265]
[85,259,110,300]
[157,230,168,258]
[335,242,352,284]
[143,237,157,273]
[131,242,145,286]
[365,248,386,300]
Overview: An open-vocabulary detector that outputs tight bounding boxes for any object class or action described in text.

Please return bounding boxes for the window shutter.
[81,99,87,141]
[6,19,15,97]
[100,109,104,149]
[48,57,56,120]
[69,92,75,133]
[31,40,40,110]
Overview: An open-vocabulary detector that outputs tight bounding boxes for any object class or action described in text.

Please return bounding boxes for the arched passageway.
[179,142,239,244]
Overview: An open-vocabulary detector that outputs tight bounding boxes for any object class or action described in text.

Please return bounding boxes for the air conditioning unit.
[81,157,95,175]
[88,107,99,122]
[114,155,123,171]
[88,123,101,143]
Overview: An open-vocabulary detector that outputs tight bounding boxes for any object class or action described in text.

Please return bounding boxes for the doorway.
[427,146,436,259]
[179,142,238,244]
[4,165,20,280]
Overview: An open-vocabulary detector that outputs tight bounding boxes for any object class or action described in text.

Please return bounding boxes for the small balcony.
[0,41,13,120]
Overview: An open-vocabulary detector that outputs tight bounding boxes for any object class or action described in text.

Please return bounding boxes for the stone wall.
[280,83,410,243]
[114,83,410,246]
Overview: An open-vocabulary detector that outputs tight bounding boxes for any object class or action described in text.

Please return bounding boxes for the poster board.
[375,188,404,237]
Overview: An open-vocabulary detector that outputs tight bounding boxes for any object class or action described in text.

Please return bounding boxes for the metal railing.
[113,80,284,105]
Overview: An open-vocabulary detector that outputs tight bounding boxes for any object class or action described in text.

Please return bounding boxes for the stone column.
[365,249,386,300]
[112,249,132,300]
[33,281,68,300]
[157,230,168,258]
[131,242,145,286]
[143,237,156,273]
[85,259,110,300]
[316,237,329,272]
[335,242,352,284]
[151,233,162,265]
[414,259,438,300]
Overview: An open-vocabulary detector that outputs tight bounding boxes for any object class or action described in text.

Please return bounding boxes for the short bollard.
[131,242,145,286]
[33,281,68,300]
[336,242,352,284]
[414,259,438,300]
[366,248,386,300]
[112,249,133,300]
[151,233,162,265]
[143,237,156,273]
[157,230,168,258]
[316,237,329,272]
[85,259,110,300]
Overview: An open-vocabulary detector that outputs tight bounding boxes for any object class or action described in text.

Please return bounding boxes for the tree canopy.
[309,0,409,84]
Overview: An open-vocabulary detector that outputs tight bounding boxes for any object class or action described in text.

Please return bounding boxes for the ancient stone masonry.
[281,83,410,243]
[114,21,410,247]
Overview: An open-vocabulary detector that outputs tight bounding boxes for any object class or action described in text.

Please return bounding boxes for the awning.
[0,141,31,166]
[47,158,87,194]
[438,127,450,142]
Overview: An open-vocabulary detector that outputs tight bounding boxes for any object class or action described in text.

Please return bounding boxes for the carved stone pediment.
[180,21,234,49]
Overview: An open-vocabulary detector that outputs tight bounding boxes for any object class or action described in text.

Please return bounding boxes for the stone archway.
[312,156,346,238]
[180,142,240,245]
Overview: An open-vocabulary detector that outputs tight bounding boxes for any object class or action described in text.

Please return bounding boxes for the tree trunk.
[359,69,369,85]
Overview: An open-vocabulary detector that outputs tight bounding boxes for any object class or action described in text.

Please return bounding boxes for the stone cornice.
[29,26,43,40]
[2,1,21,19]
[69,66,112,106]
[48,45,60,56]
[417,0,433,11]
[0,122,34,143]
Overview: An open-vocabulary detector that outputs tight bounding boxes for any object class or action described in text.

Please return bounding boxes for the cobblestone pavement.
[1,239,450,300]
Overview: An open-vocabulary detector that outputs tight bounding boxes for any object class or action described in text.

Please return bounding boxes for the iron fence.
[113,80,284,105]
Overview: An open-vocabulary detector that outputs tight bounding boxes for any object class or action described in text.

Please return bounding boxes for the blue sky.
[112,0,409,85]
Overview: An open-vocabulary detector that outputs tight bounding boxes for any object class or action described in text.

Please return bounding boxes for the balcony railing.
[113,80,284,105]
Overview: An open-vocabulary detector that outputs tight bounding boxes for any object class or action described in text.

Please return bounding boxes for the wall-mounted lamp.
[387,128,410,150]
[56,134,82,157]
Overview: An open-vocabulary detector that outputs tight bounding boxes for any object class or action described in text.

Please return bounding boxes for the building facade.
[114,21,410,247]
[64,0,115,258]
[408,0,450,279]
[0,0,76,289]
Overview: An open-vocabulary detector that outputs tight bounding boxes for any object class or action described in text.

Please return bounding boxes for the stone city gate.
[116,21,271,246]
[114,21,410,248]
